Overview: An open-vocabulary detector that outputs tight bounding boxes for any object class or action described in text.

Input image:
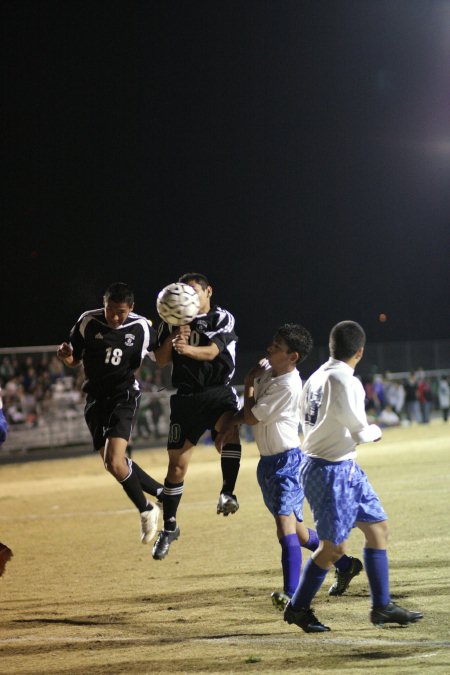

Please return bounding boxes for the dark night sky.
[2,1,449,350]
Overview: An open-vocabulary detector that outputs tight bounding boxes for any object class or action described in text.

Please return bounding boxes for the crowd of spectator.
[363,369,450,427]
[0,353,448,439]
[0,352,171,434]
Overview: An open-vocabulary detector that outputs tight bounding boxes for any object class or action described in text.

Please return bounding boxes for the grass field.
[0,420,449,674]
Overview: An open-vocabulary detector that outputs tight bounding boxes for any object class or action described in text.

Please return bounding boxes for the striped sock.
[162,479,184,531]
[220,443,241,494]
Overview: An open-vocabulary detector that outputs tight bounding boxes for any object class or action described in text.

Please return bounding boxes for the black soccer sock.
[119,464,150,513]
[131,460,164,497]
[162,479,184,531]
[220,443,241,495]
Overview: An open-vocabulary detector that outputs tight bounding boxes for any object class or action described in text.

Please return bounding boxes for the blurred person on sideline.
[438,375,449,422]
[0,390,13,576]
[217,324,363,612]
[283,321,423,633]
[377,404,400,428]
[417,375,433,424]
[57,282,164,547]
[404,372,420,423]
[385,375,405,420]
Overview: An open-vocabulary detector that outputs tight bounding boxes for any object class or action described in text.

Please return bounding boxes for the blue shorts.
[300,456,387,545]
[257,447,304,520]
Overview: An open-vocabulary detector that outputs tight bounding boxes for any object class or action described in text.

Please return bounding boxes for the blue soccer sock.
[291,558,329,610]
[280,534,302,597]
[302,528,320,551]
[363,548,390,608]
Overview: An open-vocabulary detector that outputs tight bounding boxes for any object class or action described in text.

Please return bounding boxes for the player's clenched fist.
[57,342,73,362]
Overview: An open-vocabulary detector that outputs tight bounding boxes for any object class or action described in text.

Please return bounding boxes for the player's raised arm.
[154,325,191,367]
[56,342,81,368]
[172,336,219,361]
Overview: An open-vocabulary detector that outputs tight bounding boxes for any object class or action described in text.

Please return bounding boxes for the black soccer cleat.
[271,591,291,612]
[152,527,180,560]
[284,602,331,633]
[328,556,363,596]
[217,493,239,516]
[370,602,423,627]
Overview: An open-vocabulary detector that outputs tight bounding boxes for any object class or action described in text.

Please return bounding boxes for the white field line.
[0,499,247,522]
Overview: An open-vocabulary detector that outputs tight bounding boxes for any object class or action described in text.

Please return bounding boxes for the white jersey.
[300,358,381,462]
[251,368,302,457]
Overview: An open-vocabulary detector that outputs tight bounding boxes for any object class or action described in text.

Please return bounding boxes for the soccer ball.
[156,282,201,326]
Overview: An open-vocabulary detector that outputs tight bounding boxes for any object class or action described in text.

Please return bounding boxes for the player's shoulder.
[77,308,103,322]
[126,311,152,326]
[210,305,235,327]
[74,308,104,330]
[123,312,154,338]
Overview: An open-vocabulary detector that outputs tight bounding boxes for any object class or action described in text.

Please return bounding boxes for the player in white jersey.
[284,321,423,633]
[217,324,360,612]
[57,282,163,548]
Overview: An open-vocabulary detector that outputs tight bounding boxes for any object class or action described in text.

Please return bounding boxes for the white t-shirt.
[251,368,302,457]
[300,358,381,462]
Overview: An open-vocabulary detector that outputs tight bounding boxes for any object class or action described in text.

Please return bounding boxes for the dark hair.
[104,282,134,306]
[178,272,211,290]
[329,321,365,360]
[276,323,313,366]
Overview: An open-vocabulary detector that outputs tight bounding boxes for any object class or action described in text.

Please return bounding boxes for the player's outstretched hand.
[177,325,191,341]
[244,359,269,387]
[57,342,73,361]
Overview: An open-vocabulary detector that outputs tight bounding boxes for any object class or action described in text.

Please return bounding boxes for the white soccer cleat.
[140,503,161,544]
[216,493,239,516]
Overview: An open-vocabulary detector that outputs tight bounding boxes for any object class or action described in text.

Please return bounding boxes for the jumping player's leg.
[87,391,162,544]
[163,442,194,531]
[215,410,241,515]
[152,441,194,560]
[101,437,161,543]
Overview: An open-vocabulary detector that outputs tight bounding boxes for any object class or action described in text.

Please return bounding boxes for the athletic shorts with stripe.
[167,385,239,449]
[84,385,141,451]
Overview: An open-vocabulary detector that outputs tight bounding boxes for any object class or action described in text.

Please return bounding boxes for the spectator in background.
[0,356,15,382]
[377,404,400,428]
[373,375,386,412]
[385,375,405,420]
[438,375,449,422]
[417,375,433,424]
[363,377,379,414]
[404,372,420,424]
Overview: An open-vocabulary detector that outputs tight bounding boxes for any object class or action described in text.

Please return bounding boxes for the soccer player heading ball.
[152,272,241,560]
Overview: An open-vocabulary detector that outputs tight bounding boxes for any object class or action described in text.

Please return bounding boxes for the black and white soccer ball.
[156,282,201,326]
